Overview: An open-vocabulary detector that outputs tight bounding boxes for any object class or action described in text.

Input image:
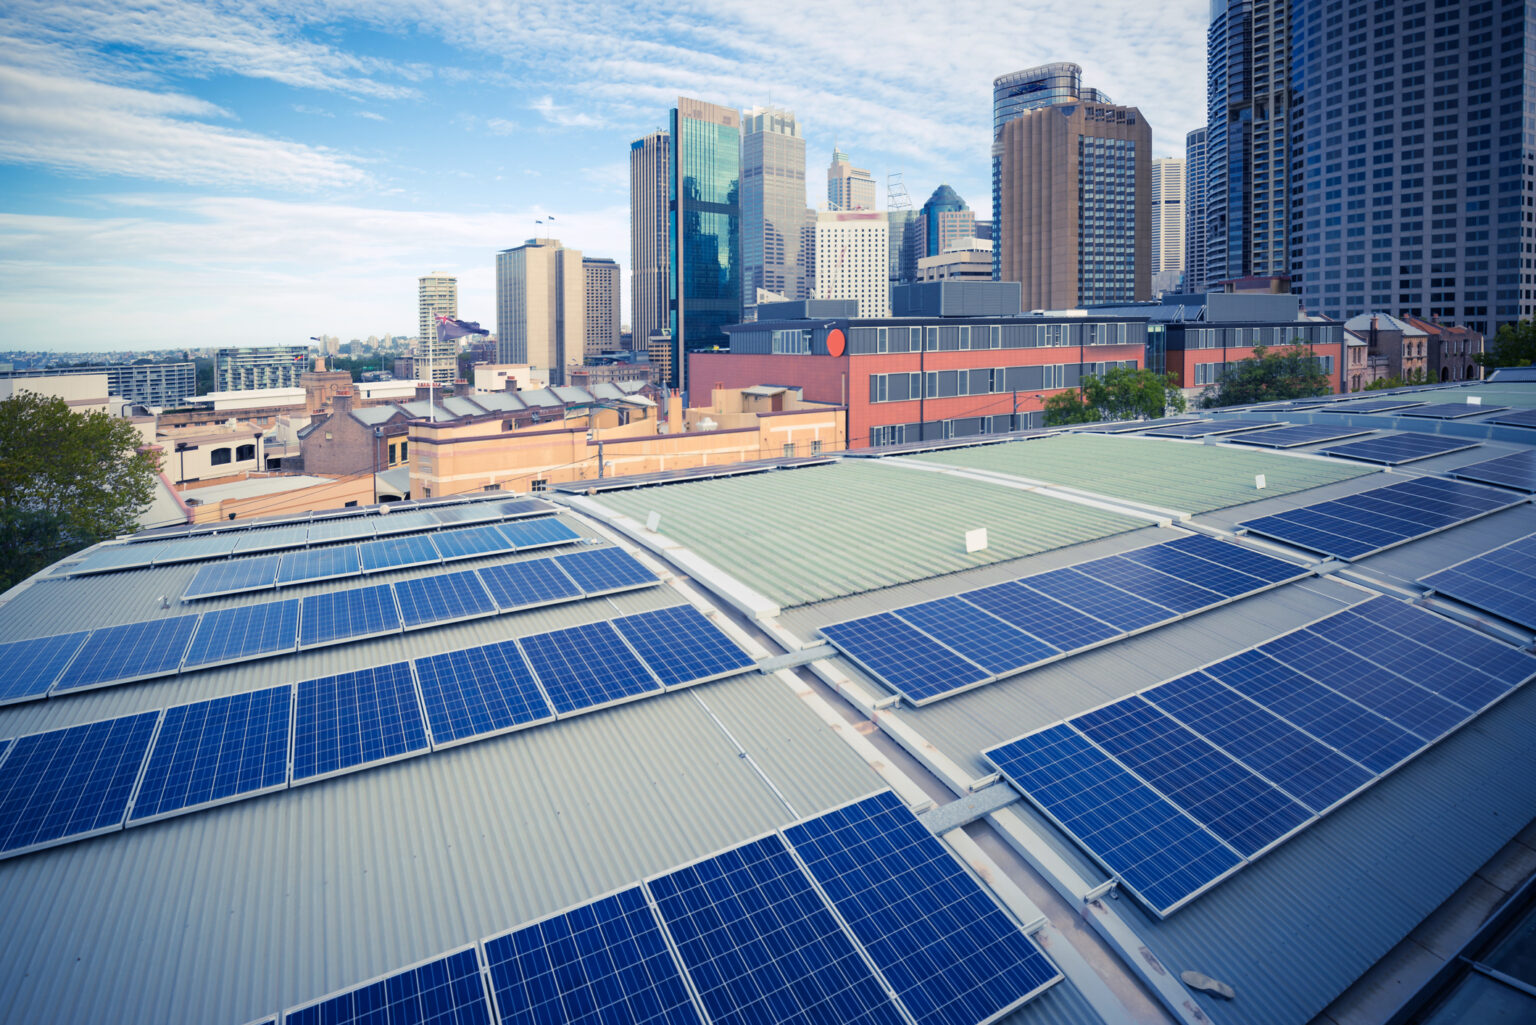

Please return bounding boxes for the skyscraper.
[1290,0,1534,338]
[582,257,621,359]
[1184,127,1209,294]
[827,148,876,211]
[917,186,975,259]
[1151,157,1186,294]
[887,209,920,289]
[495,239,584,385]
[629,130,669,354]
[740,107,808,311]
[416,273,458,385]
[812,211,889,316]
[668,96,741,391]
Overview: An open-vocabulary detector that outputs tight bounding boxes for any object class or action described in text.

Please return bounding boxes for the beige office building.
[827,147,876,211]
[582,257,622,358]
[812,211,889,316]
[496,239,584,386]
[996,101,1151,309]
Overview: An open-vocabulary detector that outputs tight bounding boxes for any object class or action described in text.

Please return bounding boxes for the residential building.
[496,238,584,386]
[629,130,670,353]
[1151,157,1186,294]
[1401,317,1486,384]
[917,240,994,282]
[826,147,876,211]
[1291,0,1534,340]
[0,361,196,408]
[812,210,890,317]
[1342,313,1429,385]
[916,185,975,261]
[214,346,310,391]
[581,257,622,358]
[995,94,1152,308]
[1185,127,1209,293]
[296,389,410,477]
[416,273,458,386]
[668,96,742,391]
[739,107,809,312]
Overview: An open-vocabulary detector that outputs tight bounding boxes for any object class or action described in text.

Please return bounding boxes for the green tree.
[1363,368,1429,390]
[1474,318,1536,369]
[1043,366,1188,426]
[0,393,160,591]
[1199,343,1332,408]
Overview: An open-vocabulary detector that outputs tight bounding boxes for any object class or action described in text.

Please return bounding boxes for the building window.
[389,443,398,463]
[811,440,823,455]
[235,444,255,461]
[210,448,232,466]
[783,443,795,457]
[531,479,547,492]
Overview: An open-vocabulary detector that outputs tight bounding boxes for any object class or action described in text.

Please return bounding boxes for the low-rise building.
[0,361,196,407]
[1342,313,1429,383]
[917,240,993,283]
[1401,316,1485,384]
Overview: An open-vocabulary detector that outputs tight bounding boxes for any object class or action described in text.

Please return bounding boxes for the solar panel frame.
[297,583,403,649]
[1398,402,1509,419]
[428,502,502,526]
[477,558,584,612]
[1226,424,1375,448]
[1318,433,1482,464]
[430,523,519,562]
[231,523,313,555]
[357,532,443,574]
[498,517,583,551]
[53,613,201,693]
[517,621,663,716]
[1072,416,1198,434]
[367,508,446,536]
[281,944,494,1025]
[611,605,756,689]
[304,516,376,543]
[962,580,1123,653]
[182,599,301,670]
[1421,533,1536,628]
[290,662,430,785]
[0,631,91,706]
[1070,555,1227,615]
[1331,398,1426,414]
[1118,541,1300,599]
[893,595,1061,678]
[182,553,284,600]
[490,497,559,520]
[1488,407,1536,429]
[1449,450,1536,492]
[149,533,244,564]
[392,568,500,630]
[275,545,362,586]
[553,546,661,596]
[68,542,168,575]
[820,612,994,706]
[1143,419,1280,438]
[413,640,554,750]
[1020,567,1176,632]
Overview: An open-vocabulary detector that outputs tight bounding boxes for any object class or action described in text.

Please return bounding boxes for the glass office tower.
[668,96,741,392]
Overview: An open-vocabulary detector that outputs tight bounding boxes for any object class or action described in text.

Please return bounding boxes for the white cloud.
[356,110,386,121]
[485,117,518,135]
[529,95,605,129]
[292,103,333,117]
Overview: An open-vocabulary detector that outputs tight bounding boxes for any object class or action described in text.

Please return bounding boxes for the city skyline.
[1,0,1210,351]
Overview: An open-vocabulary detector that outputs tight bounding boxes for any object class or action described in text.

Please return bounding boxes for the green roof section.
[593,461,1148,607]
[910,433,1378,513]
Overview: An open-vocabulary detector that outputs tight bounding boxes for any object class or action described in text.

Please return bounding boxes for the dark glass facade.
[668,99,741,391]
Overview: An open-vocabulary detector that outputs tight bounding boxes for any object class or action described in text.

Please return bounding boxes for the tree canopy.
[1199,344,1333,408]
[1474,319,1536,369]
[0,392,160,592]
[1043,366,1188,426]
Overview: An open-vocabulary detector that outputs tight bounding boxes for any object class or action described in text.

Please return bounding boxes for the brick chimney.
[455,379,474,397]
[332,389,352,414]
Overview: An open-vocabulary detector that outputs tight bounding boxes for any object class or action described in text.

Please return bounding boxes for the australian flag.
[435,315,485,341]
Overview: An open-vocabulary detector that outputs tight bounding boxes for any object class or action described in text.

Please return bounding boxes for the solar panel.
[182,599,301,669]
[1332,398,1425,413]
[611,605,755,688]
[358,532,442,574]
[298,583,401,648]
[646,833,908,1025]
[392,568,499,630]
[553,547,659,594]
[821,613,992,705]
[1144,418,1277,438]
[1160,534,1310,583]
[1489,408,1536,429]
[498,518,582,551]
[0,631,90,706]
[0,711,161,858]
[482,886,703,1025]
[414,640,553,749]
[69,542,167,575]
[183,554,283,599]
[128,685,292,822]
[1071,555,1225,614]
[782,791,1062,1025]
[518,622,661,715]
[1119,541,1290,598]
[477,559,583,611]
[1073,417,1197,434]
[1227,424,1374,448]
[304,517,375,543]
[428,502,501,526]
[1021,567,1174,631]
[431,523,518,562]
[232,524,312,554]
[491,498,557,519]
[291,662,429,783]
[963,580,1122,652]
[150,533,243,564]
[1422,534,1536,629]
[54,614,201,692]
[1399,402,1509,419]
[368,508,445,536]
[283,946,492,1025]
[1450,450,1536,492]
[894,596,1060,675]
[1319,433,1481,464]
[275,545,361,586]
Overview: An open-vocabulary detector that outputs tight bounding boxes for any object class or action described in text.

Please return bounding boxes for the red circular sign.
[826,328,846,357]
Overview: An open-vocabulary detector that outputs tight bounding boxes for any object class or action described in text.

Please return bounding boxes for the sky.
[1,0,1211,353]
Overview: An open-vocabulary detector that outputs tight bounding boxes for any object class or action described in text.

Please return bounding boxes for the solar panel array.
[1072,416,1197,434]
[9,546,662,704]
[1228,424,1373,449]
[1450,450,1536,492]
[69,497,557,577]
[1318,433,1481,464]
[1144,419,1278,438]
[985,596,1536,917]
[1332,398,1424,414]
[183,517,582,600]
[1420,533,1536,630]
[1489,408,1536,430]
[821,534,1307,705]
[1398,402,1508,420]
[1239,476,1521,560]
[284,947,493,1025]
[0,604,754,857]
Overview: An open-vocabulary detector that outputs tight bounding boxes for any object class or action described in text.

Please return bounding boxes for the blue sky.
[1,0,1210,352]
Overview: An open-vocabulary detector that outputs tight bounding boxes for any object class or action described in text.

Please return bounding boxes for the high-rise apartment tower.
[582,257,621,359]
[1184,127,1209,294]
[1151,157,1186,294]
[416,273,458,385]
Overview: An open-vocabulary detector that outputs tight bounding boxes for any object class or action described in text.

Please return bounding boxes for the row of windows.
[868,360,1136,403]
[869,412,1048,448]
[208,444,257,466]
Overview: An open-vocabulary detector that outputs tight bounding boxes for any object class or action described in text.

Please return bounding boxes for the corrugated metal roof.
[909,433,1377,513]
[471,391,525,411]
[350,405,400,425]
[593,461,1151,608]
[440,396,484,417]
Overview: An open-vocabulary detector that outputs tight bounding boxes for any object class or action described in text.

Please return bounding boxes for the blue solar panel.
[1239,508,1389,559]
[283,947,492,1025]
[611,606,755,688]
[1071,698,1312,857]
[783,792,1062,1025]
[1227,425,1373,448]
[554,547,658,594]
[821,613,991,705]
[71,541,173,574]
[1118,543,1278,598]
[1422,537,1536,630]
[182,599,300,669]
[518,622,661,715]
[491,498,557,519]
[477,559,583,611]
[1451,451,1536,492]
[985,724,1242,917]
[0,711,160,857]
[1145,419,1275,438]
[895,595,1060,675]
[429,502,501,525]
[499,518,582,550]
[1333,399,1424,414]
[276,545,361,586]
[183,554,283,599]
[232,524,312,554]
[1161,533,1308,583]
[55,613,201,692]
[962,580,1121,651]
[305,516,375,543]
[647,833,907,1025]
[414,640,552,748]
[150,533,243,565]
[0,631,90,705]
[482,886,702,1025]
[1021,567,1174,631]
[367,508,446,536]
[1319,433,1481,464]
[432,524,518,562]
[291,662,429,782]
[1489,408,1536,429]
[393,569,499,630]
[1072,555,1225,614]
[298,583,401,648]
[1399,402,1508,419]
[358,533,442,574]
[129,686,291,822]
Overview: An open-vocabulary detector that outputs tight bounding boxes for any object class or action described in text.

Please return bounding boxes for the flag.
[547,215,556,221]
[436,316,485,341]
